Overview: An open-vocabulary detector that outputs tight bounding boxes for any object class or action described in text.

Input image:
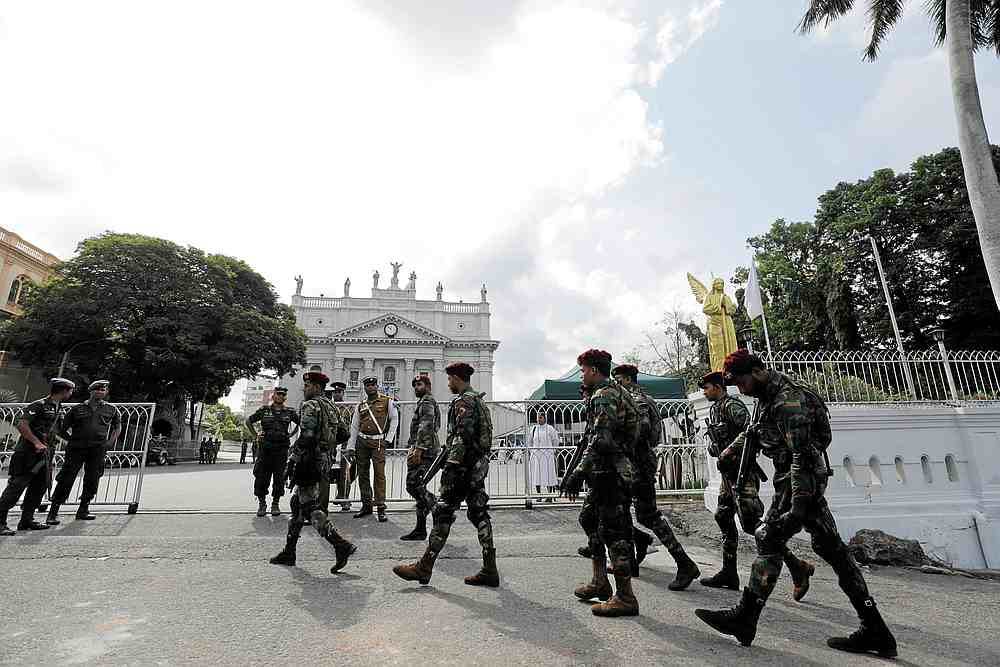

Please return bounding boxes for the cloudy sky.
[3,1,999,404]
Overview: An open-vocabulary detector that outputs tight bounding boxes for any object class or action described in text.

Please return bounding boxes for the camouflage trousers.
[715,473,765,560]
[631,449,681,553]
[750,476,869,603]
[579,472,635,576]
[405,450,438,516]
[428,456,493,556]
[287,476,348,547]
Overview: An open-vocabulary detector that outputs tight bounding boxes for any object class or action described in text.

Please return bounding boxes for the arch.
[894,456,906,485]
[868,455,882,486]
[945,454,959,482]
[921,455,933,484]
[843,456,857,487]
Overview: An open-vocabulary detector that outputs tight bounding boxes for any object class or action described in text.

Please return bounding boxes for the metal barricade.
[0,402,155,513]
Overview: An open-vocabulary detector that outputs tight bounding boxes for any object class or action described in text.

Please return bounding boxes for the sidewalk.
[0,507,997,666]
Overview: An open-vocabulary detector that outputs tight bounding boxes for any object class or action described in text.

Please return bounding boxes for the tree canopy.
[737,147,1000,351]
[3,233,307,404]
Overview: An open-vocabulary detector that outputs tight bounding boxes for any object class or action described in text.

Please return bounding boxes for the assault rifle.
[733,401,765,503]
[422,446,449,485]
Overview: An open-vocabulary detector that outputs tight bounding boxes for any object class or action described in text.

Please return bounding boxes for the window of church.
[383,365,396,388]
[349,370,360,387]
[7,278,21,304]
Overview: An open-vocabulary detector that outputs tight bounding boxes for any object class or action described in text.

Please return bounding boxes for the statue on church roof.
[406,271,416,290]
[481,284,488,303]
[373,270,380,290]
[436,282,443,301]
[294,275,303,296]
[344,277,351,297]
[390,262,403,289]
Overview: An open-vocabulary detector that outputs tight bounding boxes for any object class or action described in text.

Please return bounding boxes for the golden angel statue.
[687,273,739,371]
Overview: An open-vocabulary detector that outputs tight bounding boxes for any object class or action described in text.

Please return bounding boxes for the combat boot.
[634,530,654,567]
[695,587,765,647]
[464,548,500,587]
[353,504,373,519]
[256,498,267,517]
[45,503,61,526]
[18,507,48,530]
[330,541,358,573]
[269,534,298,566]
[575,557,613,602]
[75,503,96,521]
[591,574,638,617]
[393,549,438,585]
[577,544,592,558]
[399,511,427,541]
[700,551,740,590]
[270,499,281,516]
[667,546,701,591]
[788,556,815,602]
[377,506,387,523]
[827,597,898,658]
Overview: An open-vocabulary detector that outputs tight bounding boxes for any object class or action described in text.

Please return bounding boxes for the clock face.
[384,323,398,337]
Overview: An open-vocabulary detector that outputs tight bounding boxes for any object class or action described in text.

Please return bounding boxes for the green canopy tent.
[528,367,687,400]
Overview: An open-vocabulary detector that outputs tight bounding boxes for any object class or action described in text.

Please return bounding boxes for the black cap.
[331,381,347,391]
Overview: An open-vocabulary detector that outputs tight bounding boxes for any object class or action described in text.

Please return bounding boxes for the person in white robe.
[527,411,560,499]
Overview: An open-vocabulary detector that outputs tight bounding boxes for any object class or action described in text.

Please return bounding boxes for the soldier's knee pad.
[754,522,783,556]
[309,509,326,527]
[431,503,455,525]
[299,499,316,517]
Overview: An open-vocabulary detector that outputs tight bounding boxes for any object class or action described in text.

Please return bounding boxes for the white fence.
[761,349,1000,403]
[0,403,155,513]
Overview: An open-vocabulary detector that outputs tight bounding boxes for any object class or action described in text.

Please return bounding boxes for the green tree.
[3,233,306,437]
[797,1,1000,314]
[202,402,246,442]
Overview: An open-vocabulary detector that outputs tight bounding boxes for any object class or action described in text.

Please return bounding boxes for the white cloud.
[648,0,722,84]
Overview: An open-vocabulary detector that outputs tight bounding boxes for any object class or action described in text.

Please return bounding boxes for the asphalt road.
[1,507,998,666]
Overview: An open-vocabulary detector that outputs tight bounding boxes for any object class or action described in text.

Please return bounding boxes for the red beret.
[445,362,475,380]
[302,371,329,386]
[699,372,725,388]
[612,364,639,380]
[722,349,764,381]
[412,374,431,387]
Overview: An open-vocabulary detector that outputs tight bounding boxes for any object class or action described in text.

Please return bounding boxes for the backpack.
[635,391,662,447]
[787,378,833,451]
[474,393,493,455]
[316,398,348,449]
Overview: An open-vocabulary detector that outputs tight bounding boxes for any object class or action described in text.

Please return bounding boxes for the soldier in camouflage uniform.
[561,350,639,617]
[246,387,300,517]
[699,371,814,599]
[400,375,440,541]
[269,371,357,574]
[393,362,499,587]
[696,351,897,658]
[612,364,700,591]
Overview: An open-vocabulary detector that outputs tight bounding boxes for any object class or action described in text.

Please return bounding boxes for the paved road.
[1,508,998,666]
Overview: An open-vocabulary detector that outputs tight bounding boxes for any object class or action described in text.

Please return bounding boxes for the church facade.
[279,264,499,406]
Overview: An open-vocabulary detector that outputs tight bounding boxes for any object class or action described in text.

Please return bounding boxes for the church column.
[403,358,415,401]
[338,357,347,384]
[363,357,374,385]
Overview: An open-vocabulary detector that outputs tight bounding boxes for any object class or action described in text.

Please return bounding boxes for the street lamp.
[57,337,116,377]
[931,328,960,401]
[738,325,755,354]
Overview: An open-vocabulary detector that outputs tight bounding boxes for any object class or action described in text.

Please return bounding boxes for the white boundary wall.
[694,391,1000,569]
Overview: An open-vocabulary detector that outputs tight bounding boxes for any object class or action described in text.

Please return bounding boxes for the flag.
[746,258,764,320]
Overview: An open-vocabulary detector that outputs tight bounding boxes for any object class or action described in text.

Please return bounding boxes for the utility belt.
[359,433,383,441]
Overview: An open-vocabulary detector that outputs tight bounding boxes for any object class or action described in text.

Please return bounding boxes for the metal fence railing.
[0,403,155,513]
[760,349,1000,403]
[338,399,708,508]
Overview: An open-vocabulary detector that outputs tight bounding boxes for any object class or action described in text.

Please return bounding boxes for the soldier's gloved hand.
[561,471,583,501]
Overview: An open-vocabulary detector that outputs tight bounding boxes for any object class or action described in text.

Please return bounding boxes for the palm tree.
[798,1,1000,313]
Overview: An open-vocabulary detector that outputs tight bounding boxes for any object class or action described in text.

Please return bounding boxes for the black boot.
[695,587,765,647]
[75,503,96,521]
[353,504,373,519]
[577,544,592,558]
[400,510,427,541]
[377,506,387,523]
[331,541,358,573]
[270,534,298,566]
[464,548,500,587]
[255,498,267,517]
[668,546,701,591]
[18,506,48,531]
[827,597,898,658]
[45,503,61,526]
[701,551,740,590]
[634,530,654,568]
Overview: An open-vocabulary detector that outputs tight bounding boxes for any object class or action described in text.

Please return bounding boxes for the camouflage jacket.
[576,380,637,482]
[625,384,662,453]
[408,395,441,453]
[707,394,750,457]
[446,388,486,464]
[756,371,830,498]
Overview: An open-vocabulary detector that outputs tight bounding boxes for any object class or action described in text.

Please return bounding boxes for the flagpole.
[867,235,916,399]
[750,253,773,357]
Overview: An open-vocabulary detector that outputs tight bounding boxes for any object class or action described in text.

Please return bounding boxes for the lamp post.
[738,325,755,354]
[931,328,960,401]
[57,337,115,377]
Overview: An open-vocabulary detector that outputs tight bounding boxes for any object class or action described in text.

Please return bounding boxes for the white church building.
[278,264,499,406]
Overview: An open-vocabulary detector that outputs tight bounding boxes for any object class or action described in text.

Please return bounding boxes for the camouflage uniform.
[624,383,699,587]
[246,404,300,502]
[393,386,498,586]
[573,380,637,578]
[270,393,356,572]
[704,392,813,594]
[402,394,440,537]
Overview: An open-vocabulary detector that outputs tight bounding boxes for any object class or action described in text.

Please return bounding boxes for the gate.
[0,402,156,513]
